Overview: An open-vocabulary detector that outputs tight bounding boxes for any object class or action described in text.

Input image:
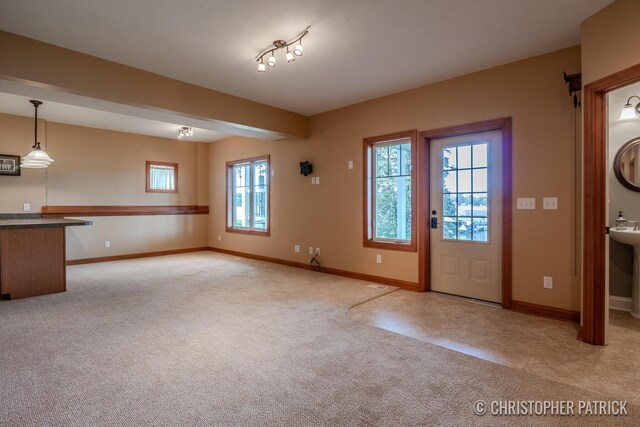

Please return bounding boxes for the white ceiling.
[0,0,612,117]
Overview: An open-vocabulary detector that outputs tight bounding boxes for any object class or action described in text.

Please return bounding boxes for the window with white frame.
[226,156,270,234]
[364,130,417,251]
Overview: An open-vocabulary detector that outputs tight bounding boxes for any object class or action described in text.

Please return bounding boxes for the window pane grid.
[373,140,411,241]
[229,159,268,232]
[442,142,488,242]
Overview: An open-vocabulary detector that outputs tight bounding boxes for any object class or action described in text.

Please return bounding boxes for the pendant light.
[21,100,54,168]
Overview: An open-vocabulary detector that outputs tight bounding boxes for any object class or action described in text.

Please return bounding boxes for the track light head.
[267,52,276,67]
[293,41,303,56]
[286,50,294,63]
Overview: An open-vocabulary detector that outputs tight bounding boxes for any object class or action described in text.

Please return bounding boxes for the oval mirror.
[614,137,640,192]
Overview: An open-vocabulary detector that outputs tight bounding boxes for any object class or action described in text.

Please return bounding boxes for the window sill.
[363,239,416,252]
[226,227,270,237]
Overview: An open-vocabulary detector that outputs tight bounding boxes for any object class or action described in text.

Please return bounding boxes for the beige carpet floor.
[0,252,637,426]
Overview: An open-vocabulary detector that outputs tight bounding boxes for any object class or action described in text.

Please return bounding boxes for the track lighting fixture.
[255,26,309,73]
[21,100,54,169]
[178,126,193,139]
[619,95,640,120]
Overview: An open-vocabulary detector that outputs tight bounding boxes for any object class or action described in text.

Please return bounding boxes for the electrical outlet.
[315,247,320,255]
[376,254,382,264]
[309,247,314,255]
[517,198,536,209]
[271,169,274,177]
[543,276,553,289]
[104,240,111,248]
[23,203,30,212]
[218,235,221,241]
[348,160,353,170]
[316,176,320,184]
[311,177,315,184]
[543,197,558,210]
[294,244,300,253]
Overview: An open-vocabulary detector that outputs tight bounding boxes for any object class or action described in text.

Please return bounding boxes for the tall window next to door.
[363,130,417,251]
[226,156,270,235]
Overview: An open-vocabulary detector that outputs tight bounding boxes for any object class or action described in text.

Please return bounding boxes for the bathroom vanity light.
[255,26,309,73]
[21,100,54,169]
[619,95,640,120]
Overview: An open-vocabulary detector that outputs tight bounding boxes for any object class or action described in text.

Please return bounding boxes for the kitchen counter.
[0,218,93,229]
[0,216,92,299]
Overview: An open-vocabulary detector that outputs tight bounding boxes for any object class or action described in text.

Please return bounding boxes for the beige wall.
[209,46,582,311]
[0,30,308,139]
[582,0,640,85]
[0,113,209,260]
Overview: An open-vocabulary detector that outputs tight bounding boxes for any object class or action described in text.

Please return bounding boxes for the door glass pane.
[458,145,472,169]
[443,171,456,193]
[443,193,457,216]
[443,217,457,239]
[473,143,488,167]
[457,193,472,217]
[458,170,471,192]
[473,169,487,192]
[458,218,472,240]
[473,218,488,242]
[472,193,488,217]
[441,142,490,242]
[443,147,456,170]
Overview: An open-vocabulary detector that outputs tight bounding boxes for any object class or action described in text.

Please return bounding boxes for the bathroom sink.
[609,227,640,248]
[610,227,640,319]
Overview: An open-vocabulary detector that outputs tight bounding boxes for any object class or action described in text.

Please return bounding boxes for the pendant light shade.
[21,100,54,169]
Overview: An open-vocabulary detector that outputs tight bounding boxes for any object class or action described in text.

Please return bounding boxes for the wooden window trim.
[226,155,271,236]
[146,161,178,193]
[363,130,417,252]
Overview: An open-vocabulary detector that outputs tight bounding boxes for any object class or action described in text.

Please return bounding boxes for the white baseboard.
[610,295,632,312]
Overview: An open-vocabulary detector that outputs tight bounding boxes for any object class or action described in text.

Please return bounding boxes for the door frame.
[418,117,512,308]
[582,63,640,345]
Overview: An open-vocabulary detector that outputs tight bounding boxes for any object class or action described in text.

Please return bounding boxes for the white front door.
[429,130,502,303]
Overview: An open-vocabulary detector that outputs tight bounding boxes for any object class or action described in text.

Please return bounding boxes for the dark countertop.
[0,218,93,229]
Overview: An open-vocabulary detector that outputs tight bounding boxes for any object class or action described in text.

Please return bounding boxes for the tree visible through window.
[364,130,417,251]
[226,156,270,234]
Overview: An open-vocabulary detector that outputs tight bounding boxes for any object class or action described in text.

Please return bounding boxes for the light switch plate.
[316,176,320,184]
[104,240,111,248]
[348,160,353,170]
[23,203,30,212]
[543,197,558,210]
[376,254,382,264]
[517,198,536,209]
[543,276,553,289]
[294,244,300,253]
[309,247,314,254]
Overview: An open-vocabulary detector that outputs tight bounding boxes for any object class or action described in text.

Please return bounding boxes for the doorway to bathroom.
[583,63,640,345]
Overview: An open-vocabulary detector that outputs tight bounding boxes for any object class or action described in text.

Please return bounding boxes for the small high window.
[146,161,178,193]
[226,156,270,235]
[364,130,417,251]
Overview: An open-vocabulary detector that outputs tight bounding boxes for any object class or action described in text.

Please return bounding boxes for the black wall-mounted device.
[300,161,313,176]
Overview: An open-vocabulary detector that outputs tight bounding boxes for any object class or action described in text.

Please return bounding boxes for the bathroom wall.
[608,81,640,298]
